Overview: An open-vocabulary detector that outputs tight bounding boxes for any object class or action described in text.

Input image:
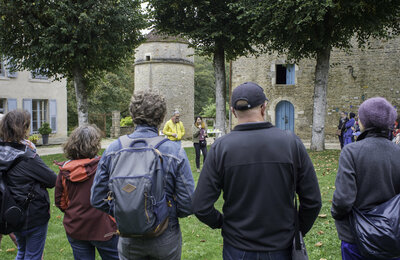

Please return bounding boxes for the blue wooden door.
[275,101,294,131]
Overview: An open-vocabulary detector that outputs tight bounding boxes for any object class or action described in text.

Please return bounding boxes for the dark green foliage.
[38,122,52,135]
[242,0,400,60]
[148,0,256,60]
[194,56,215,115]
[0,0,146,80]
[67,58,135,131]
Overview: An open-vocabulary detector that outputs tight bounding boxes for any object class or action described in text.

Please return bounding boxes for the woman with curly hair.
[0,109,57,260]
[54,125,119,260]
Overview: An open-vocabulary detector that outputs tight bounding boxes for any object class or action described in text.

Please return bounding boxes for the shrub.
[28,134,39,144]
[120,116,134,127]
[38,122,52,135]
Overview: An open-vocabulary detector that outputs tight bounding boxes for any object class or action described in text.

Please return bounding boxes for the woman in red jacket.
[55,125,118,260]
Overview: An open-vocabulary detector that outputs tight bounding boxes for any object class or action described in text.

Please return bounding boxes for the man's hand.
[172,133,178,138]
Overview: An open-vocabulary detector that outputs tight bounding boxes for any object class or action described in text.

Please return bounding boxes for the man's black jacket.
[192,122,321,251]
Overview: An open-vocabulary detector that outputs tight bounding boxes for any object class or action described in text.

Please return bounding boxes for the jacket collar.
[356,127,390,141]
[134,125,158,134]
[55,157,100,182]
[233,122,274,132]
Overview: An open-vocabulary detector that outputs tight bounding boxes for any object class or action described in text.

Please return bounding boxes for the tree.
[194,55,215,115]
[148,0,255,134]
[0,0,146,126]
[67,57,135,132]
[244,0,400,150]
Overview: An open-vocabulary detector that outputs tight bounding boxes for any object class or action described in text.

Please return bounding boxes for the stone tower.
[134,31,195,138]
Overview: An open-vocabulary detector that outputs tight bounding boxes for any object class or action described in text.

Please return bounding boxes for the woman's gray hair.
[63,125,102,160]
[129,91,167,128]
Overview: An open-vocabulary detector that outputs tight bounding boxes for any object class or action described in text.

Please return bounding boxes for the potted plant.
[38,122,52,145]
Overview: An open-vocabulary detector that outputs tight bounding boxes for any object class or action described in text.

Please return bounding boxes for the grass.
[0,147,341,260]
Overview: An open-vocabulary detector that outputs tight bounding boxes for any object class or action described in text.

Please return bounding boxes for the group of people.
[0,82,399,260]
[338,109,400,149]
[162,110,208,173]
[337,111,360,148]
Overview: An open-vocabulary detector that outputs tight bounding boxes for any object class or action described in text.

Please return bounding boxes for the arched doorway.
[275,101,294,131]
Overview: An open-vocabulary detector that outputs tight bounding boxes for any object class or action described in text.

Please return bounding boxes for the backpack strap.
[146,136,168,149]
[119,135,134,149]
[119,135,168,150]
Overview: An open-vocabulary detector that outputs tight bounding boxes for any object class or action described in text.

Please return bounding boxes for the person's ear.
[231,107,237,118]
[260,102,267,117]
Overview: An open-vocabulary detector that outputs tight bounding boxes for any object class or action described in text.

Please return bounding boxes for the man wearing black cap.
[192,82,321,259]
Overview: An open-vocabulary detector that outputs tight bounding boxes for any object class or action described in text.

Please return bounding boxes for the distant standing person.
[55,125,119,260]
[337,111,348,149]
[163,110,185,145]
[332,97,400,259]
[192,116,208,173]
[192,82,321,259]
[343,112,356,146]
[0,110,57,260]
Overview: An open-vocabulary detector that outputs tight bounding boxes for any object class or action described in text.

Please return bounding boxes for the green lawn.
[0,147,341,260]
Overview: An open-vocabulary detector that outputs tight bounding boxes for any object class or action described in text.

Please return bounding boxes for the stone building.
[232,37,400,141]
[0,62,68,144]
[134,31,195,138]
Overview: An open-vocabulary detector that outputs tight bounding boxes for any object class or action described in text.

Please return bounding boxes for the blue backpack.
[108,135,170,237]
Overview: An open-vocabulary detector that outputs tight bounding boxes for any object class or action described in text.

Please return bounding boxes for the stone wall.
[134,40,195,139]
[232,37,400,141]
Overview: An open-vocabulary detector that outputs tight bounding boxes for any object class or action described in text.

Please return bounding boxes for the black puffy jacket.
[0,142,57,231]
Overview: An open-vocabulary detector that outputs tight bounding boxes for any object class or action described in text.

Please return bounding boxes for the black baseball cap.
[231,82,268,110]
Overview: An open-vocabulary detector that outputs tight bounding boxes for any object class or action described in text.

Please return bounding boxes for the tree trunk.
[73,68,89,126]
[213,45,226,135]
[310,47,331,151]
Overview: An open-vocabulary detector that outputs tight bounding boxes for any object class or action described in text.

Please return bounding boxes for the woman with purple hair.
[331,97,400,259]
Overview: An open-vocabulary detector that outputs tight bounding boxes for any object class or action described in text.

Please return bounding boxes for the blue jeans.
[67,235,119,260]
[118,225,182,260]
[341,241,400,260]
[14,223,48,260]
[223,242,291,260]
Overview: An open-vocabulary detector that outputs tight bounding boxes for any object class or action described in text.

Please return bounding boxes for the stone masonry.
[134,31,195,138]
[232,37,400,141]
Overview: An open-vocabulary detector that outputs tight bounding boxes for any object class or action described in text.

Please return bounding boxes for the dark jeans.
[194,142,207,169]
[118,224,182,260]
[223,243,291,260]
[341,241,400,260]
[14,223,48,260]
[67,235,119,260]
[339,134,344,149]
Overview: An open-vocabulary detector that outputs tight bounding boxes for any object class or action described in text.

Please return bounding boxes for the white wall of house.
[0,68,68,143]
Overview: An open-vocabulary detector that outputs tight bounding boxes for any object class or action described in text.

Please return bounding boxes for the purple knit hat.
[358,97,397,129]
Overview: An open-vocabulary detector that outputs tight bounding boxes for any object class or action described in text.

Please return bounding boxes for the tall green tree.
[148,0,255,134]
[0,0,146,126]
[243,0,400,150]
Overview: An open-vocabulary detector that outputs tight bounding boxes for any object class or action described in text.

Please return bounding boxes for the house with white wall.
[0,60,68,143]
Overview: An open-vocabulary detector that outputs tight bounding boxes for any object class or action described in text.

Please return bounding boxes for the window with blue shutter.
[5,59,18,78]
[0,60,5,77]
[7,99,17,111]
[276,64,296,85]
[49,100,57,133]
[23,99,33,133]
[286,64,295,85]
